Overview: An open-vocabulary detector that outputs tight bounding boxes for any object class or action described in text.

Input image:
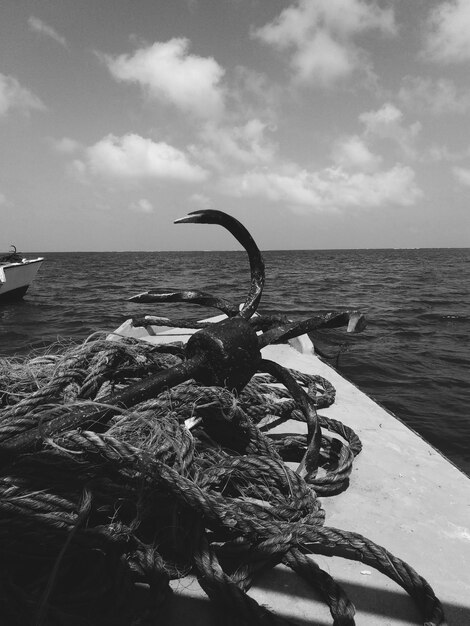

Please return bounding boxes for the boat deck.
[112,319,470,625]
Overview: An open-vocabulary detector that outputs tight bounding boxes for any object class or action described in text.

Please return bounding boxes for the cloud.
[424,0,470,63]
[254,0,396,85]
[425,144,468,163]
[453,166,470,186]
[0,72,46,117]
[129,198,154,213]
[77,133,208,183]
[399,75,470,114]
[220,163,421,212]
[331,135,382,172]
[360,102,402,130]
[191,119,277,170]
[0,191,13,211]
[28,16,68,48]
[230,67,281,125]
[104,38,225,118]
[359,103,421,158]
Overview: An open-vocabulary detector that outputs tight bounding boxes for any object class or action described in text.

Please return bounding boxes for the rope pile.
[0,334,444,626]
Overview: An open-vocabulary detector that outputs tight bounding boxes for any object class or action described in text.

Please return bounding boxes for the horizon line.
[22,245,470,254]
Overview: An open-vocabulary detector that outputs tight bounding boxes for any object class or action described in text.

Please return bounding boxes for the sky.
[1,0,470,251]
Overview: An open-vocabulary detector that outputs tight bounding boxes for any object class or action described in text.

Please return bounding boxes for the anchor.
[0,213,446,626]
[0,210,365,476]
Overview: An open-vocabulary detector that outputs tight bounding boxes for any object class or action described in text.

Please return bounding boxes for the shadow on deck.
[162,564,469,625]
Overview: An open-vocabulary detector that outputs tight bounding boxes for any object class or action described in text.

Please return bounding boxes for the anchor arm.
[174,210,265,319]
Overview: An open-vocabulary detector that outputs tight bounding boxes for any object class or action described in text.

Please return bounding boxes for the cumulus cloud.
[220,163,421,212]
[0,72,46,117]
[360,102,402,131]
[129,198,154,213]
[425,144,468,163]
[424,0,470,63]
[254,0,396,85]
[104,38,225,118]
[359,103,421,158]
[453,166,470,186]
[331,135,382,172]
[205,99,422,213]
[77,133,208,183]
[191,119,277,170]
[28,16,68,48]
[230,67,281,125]
[398,75,470,114]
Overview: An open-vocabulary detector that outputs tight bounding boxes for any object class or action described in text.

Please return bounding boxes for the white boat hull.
[0,258,43,301]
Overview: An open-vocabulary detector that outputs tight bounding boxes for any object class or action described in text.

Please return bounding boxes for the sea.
[1,248,469,476]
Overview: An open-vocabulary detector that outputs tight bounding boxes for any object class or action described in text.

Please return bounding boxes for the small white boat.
[0,246,44,302]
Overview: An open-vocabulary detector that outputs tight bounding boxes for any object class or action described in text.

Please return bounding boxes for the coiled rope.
[0,334,444,626]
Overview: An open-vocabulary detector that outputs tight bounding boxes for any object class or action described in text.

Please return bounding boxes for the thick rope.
[0,336,445,626]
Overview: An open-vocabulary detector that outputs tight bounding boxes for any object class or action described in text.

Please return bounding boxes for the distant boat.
[0,246,44,302]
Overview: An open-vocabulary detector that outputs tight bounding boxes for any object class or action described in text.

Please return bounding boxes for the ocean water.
[1,248,469,476]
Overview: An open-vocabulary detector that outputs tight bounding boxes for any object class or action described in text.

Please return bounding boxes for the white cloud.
[230,67,281,125]
[359,103,421,158]
[288,31,354,84]
[332,135,382,172]
[78,133,208,183]
[191,119,277,170]
[426,144,468,163]
[360,102,402,130]
[104,38,225,118]
[129,198,154,213]
[0,73,46,117]
[398,76,470,114]
[453,166,470,186]
[28,16,68,48]
[424,0,470,63]
[0,191,13,211]
[220,163,421,212]
[254,0,396,85]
